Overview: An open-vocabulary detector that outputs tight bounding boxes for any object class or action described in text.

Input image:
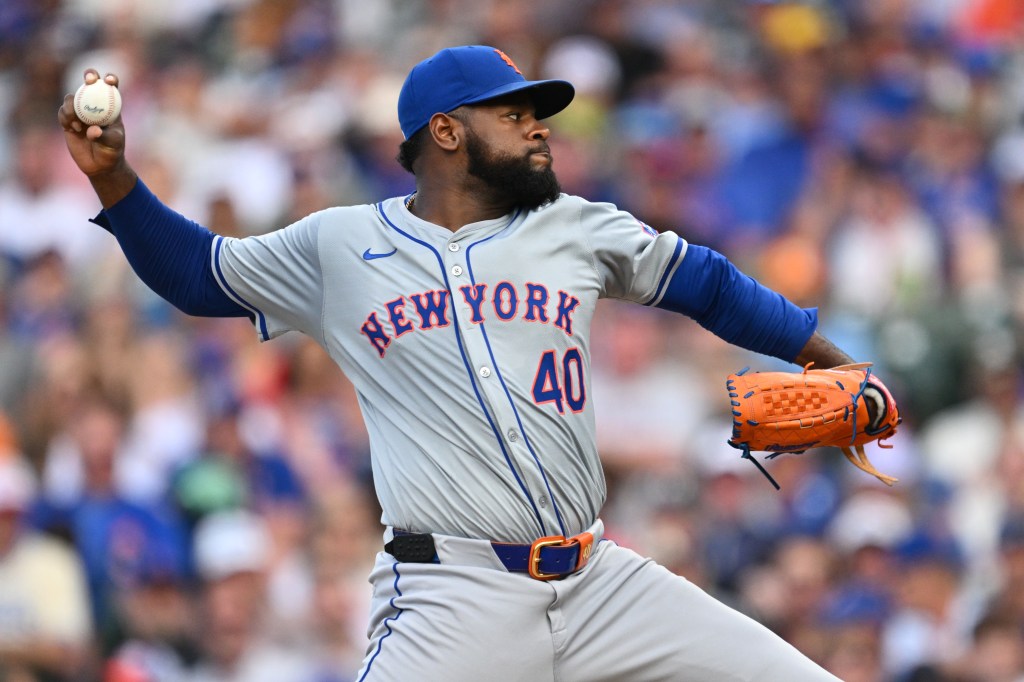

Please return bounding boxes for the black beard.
[464,130,561,211]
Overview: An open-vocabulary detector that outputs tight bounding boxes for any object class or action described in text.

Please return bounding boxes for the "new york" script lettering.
[360,282,581,357]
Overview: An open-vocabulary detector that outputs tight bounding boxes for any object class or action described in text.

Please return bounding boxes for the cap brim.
[464,79,575,120]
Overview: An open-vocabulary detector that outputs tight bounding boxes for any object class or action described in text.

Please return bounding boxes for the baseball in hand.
[73,79,122,127]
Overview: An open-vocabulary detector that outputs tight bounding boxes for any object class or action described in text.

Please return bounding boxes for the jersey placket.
[447,230,564,538]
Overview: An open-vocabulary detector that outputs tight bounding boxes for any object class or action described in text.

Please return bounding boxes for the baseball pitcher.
[60,45,891,681]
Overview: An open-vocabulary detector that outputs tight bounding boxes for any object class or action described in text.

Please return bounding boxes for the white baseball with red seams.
[73,79,122,127]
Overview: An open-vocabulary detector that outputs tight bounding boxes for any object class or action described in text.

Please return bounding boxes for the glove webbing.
[843,366,898,486]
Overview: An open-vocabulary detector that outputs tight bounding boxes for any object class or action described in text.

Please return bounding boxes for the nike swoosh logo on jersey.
[363,248,397,261]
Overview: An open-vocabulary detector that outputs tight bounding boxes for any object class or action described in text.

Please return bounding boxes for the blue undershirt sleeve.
[90,180,249,318]
[655,243,817,362]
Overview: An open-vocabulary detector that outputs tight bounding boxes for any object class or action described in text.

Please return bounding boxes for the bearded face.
[463,124,561,211]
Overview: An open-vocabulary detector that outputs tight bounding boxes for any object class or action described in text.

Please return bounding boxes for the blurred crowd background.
[1,0,1023,680]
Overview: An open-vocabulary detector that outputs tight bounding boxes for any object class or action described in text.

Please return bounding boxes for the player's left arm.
[657,243,852,367]
[663,243,900,444]
[577,199,854,368]
[791,330,855,369]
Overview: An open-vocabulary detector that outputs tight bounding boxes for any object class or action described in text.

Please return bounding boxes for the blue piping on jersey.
[357,562,404,681]
[375,202,547,535]
[464,218,569,538]
[212,236,270,340]
[644,236,684,307]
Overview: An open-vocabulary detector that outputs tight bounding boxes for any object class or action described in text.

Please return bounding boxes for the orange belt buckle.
[527,536,566,580]
[527,532,595,581]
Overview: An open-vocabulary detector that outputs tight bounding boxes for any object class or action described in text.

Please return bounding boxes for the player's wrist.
[88,160,138,209]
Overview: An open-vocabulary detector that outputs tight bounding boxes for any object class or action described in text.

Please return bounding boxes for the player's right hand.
[58,69,126,177]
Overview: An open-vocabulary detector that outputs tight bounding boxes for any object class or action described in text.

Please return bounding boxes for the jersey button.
[538,495,548,508]
[451,265,463,277]
[507,429,519,442]
[448,242,460,252]
[479,367,491,378]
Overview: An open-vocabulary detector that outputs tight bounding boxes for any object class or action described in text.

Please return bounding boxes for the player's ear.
[428,112,462,152]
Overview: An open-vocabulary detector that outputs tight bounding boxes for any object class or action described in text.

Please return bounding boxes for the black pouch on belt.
[385,533,437,563]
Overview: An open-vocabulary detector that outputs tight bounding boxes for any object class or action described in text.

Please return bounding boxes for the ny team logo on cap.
[494,49,522,75]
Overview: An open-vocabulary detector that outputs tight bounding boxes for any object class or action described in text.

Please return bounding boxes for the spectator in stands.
[0,455,93,681]
[29,398,190,635]
[186,509,316,682]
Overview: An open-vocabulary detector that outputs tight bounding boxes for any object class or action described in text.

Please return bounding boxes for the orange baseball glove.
[726,363,901,489]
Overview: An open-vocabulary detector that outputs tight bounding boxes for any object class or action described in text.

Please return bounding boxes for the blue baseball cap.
[398,45,575,139]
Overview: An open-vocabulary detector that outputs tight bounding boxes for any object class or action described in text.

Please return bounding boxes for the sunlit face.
[456,94,561,210]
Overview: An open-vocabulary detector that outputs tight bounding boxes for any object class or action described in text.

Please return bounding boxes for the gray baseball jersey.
[212,193,840,681]
[214,193,681,544]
